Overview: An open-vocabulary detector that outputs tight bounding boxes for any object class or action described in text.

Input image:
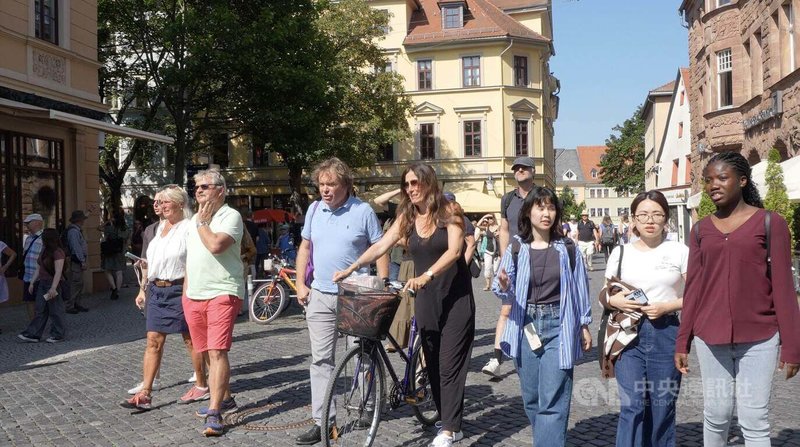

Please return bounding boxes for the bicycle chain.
[224,403,315,432]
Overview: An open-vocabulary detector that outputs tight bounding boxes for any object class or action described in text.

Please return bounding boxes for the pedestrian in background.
[334,163,475,447]
[475,214,499,291]
[18,229,67,343]
[675,151,800,446]
[484,156,536,379]
[101,209,131,300]
[598,214,618,263]
[20,214,44,321]
[294,157,387,445]
[64,210,89,314]
[492,186,591,447]
[0,239,16,332]
[604,190,687,447]
[184,169,245,437]
[121,185,209,412]
[576,211,599,271]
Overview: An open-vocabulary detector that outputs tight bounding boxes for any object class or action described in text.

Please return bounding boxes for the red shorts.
[182,294,242,352]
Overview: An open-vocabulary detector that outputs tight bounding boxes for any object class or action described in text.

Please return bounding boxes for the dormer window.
[591,168,598,179]
[563,170,575,180]
[442,3,464,29]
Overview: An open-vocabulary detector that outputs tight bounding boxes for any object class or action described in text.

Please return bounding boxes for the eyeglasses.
[512,165,533,173]
[402,179,419,189]
[196,184,221,191]
[634,213,666,224]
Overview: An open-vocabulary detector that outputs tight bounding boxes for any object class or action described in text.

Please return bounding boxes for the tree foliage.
[696,191,716,220]
[764,148,796,246]
[599,106,646,195]
[558,186,586,220]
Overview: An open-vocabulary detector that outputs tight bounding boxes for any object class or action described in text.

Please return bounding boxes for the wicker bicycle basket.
[336,282,401,340]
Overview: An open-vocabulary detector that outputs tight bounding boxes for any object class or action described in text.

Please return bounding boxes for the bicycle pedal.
[403,395,420,405]
[330,424,339,440]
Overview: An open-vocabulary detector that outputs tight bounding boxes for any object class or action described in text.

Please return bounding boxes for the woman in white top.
[121,185,208,411]
[603,190,688,447]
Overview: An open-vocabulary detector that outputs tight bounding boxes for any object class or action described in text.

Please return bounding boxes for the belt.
[152,278,184,288]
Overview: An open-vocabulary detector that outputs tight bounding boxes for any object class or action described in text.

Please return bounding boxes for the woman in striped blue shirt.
[493,186,592,447]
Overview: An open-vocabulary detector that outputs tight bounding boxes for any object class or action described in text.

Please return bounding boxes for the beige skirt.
[388,290,415,348]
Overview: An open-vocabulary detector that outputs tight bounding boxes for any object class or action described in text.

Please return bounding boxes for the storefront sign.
[744,90,783,131]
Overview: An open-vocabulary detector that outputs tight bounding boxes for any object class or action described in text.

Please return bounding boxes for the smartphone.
[628,289,648,305]
[124,251,142,262]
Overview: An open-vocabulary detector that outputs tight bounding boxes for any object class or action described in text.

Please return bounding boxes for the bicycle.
[321,282,439,447]
[248,257,298,324]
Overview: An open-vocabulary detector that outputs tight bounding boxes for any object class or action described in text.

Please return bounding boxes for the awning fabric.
[751,158,800,202]
[253,208,295,224]
[686,192,703,209]
[447,189,502,214]
[0,98,174,144]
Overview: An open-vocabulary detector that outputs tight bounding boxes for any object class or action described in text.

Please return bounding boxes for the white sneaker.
[481,358,501,377]
[188,372,197,383]
[127,379,160,395]
[434,422,463,442]
[429,433,454,447]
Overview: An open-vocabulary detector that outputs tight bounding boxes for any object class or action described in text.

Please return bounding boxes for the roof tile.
[575,145,607,184]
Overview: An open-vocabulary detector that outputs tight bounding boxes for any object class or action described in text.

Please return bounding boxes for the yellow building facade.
[223,0,558,216]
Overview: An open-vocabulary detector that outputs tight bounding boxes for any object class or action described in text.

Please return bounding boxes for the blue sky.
[551,0,688,148]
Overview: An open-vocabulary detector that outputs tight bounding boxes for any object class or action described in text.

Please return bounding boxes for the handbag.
[304,201,321,288]
[469,251,482,278]
[597,245,623,374]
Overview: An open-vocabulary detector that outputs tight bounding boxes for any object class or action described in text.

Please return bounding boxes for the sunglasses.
[196,184,221,191]
[402,179,420,189]
[512,165,533,172]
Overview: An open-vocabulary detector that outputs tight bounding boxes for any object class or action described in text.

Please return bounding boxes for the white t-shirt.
[146,219,190,282]
[604,240,689,304]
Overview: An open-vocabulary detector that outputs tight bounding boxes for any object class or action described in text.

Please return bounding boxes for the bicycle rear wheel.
[248,281,287,324]
[410,337,439,426]
[322,341,384,447]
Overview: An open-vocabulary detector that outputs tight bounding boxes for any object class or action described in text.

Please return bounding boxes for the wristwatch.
[197,220,209,228]
[424,270,434,280]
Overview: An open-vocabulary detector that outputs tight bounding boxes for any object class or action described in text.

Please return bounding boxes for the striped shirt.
[22,231,43,283]
[492,235,592,369]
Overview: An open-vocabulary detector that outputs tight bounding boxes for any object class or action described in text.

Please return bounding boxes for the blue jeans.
[514,303,573,447]
[615,315,682,447]
[389,262,400,282]
[695,332,779,447]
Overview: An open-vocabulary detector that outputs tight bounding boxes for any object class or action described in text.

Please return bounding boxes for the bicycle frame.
[368,316,420,400]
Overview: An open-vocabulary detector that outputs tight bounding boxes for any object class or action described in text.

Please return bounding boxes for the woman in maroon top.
[675,151,800,446]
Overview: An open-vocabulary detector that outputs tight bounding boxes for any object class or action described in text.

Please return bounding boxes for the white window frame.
[417,59,434,90]
[442,5,463,29]
[462,119,483,158]
[591,169,598,179]
[416,122,438,160]
[462,55,481,87]
[717,48,733,109]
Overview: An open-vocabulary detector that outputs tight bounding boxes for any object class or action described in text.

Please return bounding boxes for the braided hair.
[704,151,764,208]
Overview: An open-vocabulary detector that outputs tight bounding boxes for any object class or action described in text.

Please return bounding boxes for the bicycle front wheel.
[322,341,385,447]
[410,337,440,426]
[248,281,287,324]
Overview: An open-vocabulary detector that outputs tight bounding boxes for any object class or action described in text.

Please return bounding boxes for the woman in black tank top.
[334,164,475,447]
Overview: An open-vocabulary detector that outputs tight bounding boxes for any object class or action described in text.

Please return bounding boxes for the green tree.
[764,148,796,246]
[599,105,646,195]
[696,191,716,220]
[558,186,586,220]
[226,0,413,208]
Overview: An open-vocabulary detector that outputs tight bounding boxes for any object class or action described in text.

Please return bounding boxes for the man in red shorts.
[183,168,244,437]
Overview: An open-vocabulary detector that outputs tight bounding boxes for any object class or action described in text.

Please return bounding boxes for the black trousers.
[418,294,475,433]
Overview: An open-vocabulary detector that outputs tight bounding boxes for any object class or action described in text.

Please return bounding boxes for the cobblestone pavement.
[1,256,799,446]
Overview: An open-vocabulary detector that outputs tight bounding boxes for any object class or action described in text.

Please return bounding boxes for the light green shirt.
[185,204,245,300]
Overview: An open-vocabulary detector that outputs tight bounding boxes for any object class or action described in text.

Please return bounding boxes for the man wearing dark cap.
[65,210,89,313]
[482,156,536,378]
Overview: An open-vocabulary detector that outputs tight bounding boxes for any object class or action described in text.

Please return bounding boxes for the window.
[376,9,390,35]
[442,6,463,29]
[680,90,685,106]
[463,56,480,87]
[717,48,733,108]
[513,56,528,86]
[418,60,432,90]
[617,207,629,216]
[603,188,609,198]
[252,140,269,167]
[717,0,731,6]
[590,208,597,218]
[375,59,394,74]
[464,120,481,157]
[752,32,764,95]
[563,170,575,180]
[672,159,679,186]
[377,142,394,162]
[515,120,528,156]
[210,133,229,169]
[35,0,58,45]
[783,2,796,74]
[590,189,596,198]
[590,168,598,179]
[685,155,692,183]
[419,123,435,160]
[604,208,610,217]
[678,122,684,138]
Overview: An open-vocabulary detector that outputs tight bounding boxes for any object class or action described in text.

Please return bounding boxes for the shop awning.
[687,192,703,209]
[446,189,502,214]
[751,157,800,201]
[0,98,174,144]
[253,208,295,224]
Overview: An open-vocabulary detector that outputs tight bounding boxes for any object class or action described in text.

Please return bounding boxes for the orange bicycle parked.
[249,257,298,324]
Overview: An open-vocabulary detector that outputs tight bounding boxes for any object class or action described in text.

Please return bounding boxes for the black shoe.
[65,309,79,314]
[77,306,89,312]
[295,425,337,445]
[110,289,119,300]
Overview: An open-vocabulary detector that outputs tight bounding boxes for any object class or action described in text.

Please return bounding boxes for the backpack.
[511,237,577,272]
[600,224,616,245]
[60,226,78,259]
[485,233,496,253]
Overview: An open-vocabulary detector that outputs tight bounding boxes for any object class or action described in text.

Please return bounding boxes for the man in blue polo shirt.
[294,157,388,445]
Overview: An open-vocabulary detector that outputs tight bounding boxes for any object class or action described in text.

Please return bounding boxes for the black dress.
[408,225,475,433]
